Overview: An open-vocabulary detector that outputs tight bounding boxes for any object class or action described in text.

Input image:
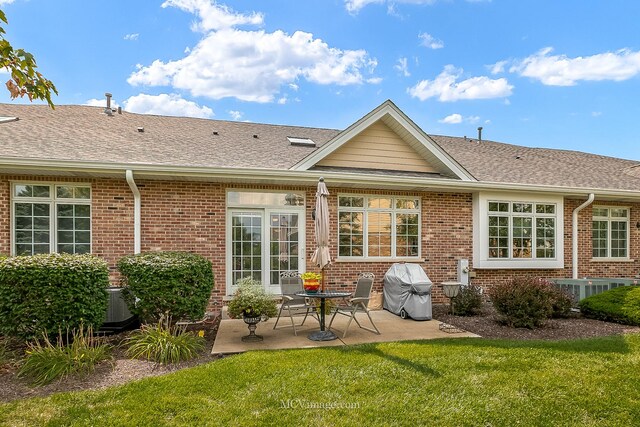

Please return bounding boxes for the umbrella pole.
[321,267,325,292]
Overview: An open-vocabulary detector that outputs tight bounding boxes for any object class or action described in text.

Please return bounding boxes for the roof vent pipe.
[104,93,113,116]
[477,127,483,143]
[572,193,595,279]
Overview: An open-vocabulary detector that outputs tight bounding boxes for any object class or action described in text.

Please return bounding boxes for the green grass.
[2,335,640,426]
[580,286,640,326]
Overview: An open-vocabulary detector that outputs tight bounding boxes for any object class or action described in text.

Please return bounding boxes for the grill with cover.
[383,263,433,320]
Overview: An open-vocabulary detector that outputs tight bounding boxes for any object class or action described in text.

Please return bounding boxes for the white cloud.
[162,0,264,32]
[84,98,120,108]
[509,47,640,86]
[277,96,287,105]
[438,113,480,124]
[592,111,602,117]
[123,93,214,118]
[228,110,243,120]
[129,1,377,103]
[288,83,299,91]
[366,77,383,84]
[0,0,15,5]
[408,65,513,102]
[488,60,507,74]
[394,57,410,77]
[438,113,462,124]
[124,33,139,41]
[345,0,436,14]
[418,32,444,49]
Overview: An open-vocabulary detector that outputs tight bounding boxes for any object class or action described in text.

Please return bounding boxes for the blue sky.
[1,0,639,160]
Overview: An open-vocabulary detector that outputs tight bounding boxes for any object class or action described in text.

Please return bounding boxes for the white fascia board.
[1,157,640,200]
[290,100,475,181]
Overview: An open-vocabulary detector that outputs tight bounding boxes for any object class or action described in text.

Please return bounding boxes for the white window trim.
[10,182,92,256]
[473,192,564,269]
[591,206,630,261]
[225,189,306,296]
[336,194,422,261]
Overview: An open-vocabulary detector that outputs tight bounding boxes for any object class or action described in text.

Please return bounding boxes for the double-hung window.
[338,195,420,259]
[12,183,91,255]
[475,193,564,269]
[592,207,629,259]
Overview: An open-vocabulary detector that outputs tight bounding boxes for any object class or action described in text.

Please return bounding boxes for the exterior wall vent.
[287,136,316,147]
[137,127,144,133]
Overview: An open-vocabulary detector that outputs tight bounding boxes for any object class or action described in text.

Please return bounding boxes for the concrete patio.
[212,308,479,354]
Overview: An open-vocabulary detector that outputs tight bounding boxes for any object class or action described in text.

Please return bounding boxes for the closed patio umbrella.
[310,177,331,290]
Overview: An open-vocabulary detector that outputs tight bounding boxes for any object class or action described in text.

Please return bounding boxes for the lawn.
[1,335,640,427]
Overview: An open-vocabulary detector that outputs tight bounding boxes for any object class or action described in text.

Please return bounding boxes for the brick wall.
[2,174,639,314]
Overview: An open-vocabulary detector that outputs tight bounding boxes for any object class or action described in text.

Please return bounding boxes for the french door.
[228,209,304,293]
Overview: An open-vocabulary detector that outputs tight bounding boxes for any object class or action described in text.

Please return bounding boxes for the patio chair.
[273,271,319,336]
[328,272,381,338]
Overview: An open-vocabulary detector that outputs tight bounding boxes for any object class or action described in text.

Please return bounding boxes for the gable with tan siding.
[316,120,440,173]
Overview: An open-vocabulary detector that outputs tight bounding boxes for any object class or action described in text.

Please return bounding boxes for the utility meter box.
[457,259,470,286]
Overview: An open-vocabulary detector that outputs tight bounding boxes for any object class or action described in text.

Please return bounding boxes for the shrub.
[227,277,278,319]
[579,286,640,326]
[489,277,555,328]
[0,254,109,340]
[18,326,112,386]
[118,252,214,323]
[452,285,483,316]
[548,286,575,318]
[125,319,205,364]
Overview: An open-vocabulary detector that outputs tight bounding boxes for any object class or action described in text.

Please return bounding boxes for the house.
[1,99,638,312]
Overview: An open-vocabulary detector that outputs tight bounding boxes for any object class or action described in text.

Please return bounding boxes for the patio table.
[295,290,351,341]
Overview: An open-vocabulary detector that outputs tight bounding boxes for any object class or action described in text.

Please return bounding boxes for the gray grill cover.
[383,263,433,320]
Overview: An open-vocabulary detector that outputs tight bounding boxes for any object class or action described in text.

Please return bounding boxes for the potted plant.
[227,277,278,342]
[300,272,322,293]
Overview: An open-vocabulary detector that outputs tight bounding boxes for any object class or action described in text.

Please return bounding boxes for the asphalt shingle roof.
[0,104,339,170]
[1,103,639,192]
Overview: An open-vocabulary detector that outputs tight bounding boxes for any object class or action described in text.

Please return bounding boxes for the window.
[488,201,556,260]
[12,183,91,255]
[592,207,629,259]
[338,195,420,258]
[474,193,564,269]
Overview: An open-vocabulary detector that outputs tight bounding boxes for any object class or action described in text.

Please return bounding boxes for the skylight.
[287,136,316,147]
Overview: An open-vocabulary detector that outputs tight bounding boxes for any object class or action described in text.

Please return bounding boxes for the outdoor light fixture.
[441,282,462,315]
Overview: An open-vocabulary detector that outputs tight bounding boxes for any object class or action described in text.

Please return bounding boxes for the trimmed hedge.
[579,286,640,326]
[118,252,214,323]
[0,254,109,340]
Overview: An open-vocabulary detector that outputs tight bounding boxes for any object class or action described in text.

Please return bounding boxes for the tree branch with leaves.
[1,9,57,108]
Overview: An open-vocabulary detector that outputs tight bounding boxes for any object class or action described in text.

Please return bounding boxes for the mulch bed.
[0,316,222,404]
[2,306,639,403]
[432,304,640,340]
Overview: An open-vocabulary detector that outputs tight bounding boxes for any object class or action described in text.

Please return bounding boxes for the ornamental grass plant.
[125,318,205,364]
[18,326,112,386]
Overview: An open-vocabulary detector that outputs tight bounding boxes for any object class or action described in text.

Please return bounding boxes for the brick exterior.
[2,174,639,314]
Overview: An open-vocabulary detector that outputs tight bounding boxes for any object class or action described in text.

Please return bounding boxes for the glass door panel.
[269,212,300,287]
[230,212,262,286]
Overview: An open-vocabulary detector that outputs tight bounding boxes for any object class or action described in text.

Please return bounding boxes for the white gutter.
[125,170,141,254]
[2,157,640,199]
[572,193,595,279]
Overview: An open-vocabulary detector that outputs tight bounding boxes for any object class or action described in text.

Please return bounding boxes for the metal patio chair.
[272,271,319,336]
[328,272,381,338]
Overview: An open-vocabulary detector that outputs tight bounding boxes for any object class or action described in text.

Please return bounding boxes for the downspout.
[572,193,595,279]
[125,170,141,254]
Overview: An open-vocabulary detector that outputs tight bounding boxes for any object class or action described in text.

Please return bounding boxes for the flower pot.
[303,279,320,294]
[241,314,264,342]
